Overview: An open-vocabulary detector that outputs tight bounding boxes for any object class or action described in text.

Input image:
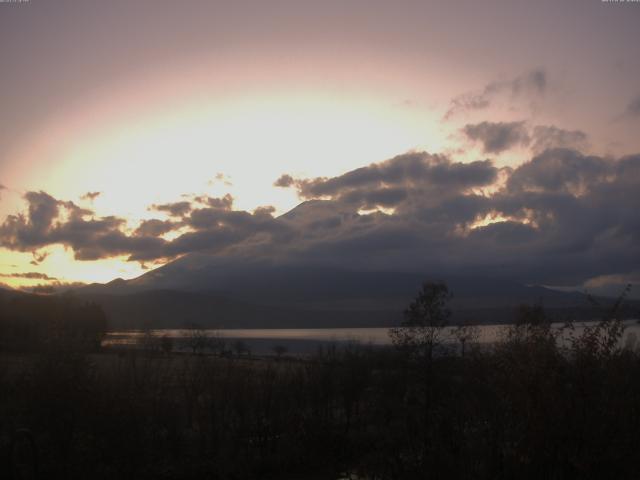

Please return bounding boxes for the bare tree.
[272,344,288,359]
[390,281,451,361]
[569,283,632,359]
[389,281,452,463]
[452,320,480,357]
[185,323,209,355]
[233,339,249,357]
[160,334,173,355]
[138,326,159,354]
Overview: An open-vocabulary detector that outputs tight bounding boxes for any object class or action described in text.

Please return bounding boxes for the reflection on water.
[104,320,640,355]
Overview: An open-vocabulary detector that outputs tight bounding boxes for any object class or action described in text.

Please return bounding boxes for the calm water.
[104,320,640,355]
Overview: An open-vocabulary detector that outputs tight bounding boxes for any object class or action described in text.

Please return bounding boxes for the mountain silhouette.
[69,200,637,329]
[74,257,619,329]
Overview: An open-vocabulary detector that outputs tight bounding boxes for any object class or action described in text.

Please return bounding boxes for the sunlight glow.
[0,246,148,290]
[1,87,446,285]
[13,92,444,220]
[469,212,511,230]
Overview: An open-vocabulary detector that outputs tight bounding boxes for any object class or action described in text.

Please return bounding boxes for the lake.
[104,320,640,355]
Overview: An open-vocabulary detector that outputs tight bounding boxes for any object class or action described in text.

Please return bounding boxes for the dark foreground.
[2,320,640,480]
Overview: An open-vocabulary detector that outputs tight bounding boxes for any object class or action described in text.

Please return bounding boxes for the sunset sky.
[1,0,639,296]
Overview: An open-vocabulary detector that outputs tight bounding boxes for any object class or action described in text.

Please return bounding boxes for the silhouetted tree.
[185,323,209,355]
[390,281,451,361]
[272,344,287,358]
[207,330,227,355]
[138,326,159,354]
[452,320,479,357]
[233,339,249,357]
[569,284,631,360]
[161,334,173,354]
[389,281,453,469]
[0,293,107,353]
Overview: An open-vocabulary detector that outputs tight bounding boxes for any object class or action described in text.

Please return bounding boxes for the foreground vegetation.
[1,285,639,479]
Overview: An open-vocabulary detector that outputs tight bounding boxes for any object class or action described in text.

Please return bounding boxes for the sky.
[0,0,639,296]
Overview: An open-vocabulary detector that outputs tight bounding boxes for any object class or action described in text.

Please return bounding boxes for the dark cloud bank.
[461,121,589,155]
[1,148,639,289]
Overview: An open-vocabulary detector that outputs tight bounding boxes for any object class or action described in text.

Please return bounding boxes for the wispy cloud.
[80,191,101,201]
[444,68,547,120]
[0,271,58,281]
[530,125,589,154]
[622,95,640,119]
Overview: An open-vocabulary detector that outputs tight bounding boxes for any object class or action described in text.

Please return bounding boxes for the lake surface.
[104,320,640,355]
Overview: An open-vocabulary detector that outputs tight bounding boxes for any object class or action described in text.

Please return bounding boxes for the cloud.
[209,172,233,186]
[29,284,57,294]
[530,125,589,154]
[445,68,547,120]
[0,193,169,262]
[460,122,588,156]
[30,251,49,265]
[583,271,640,299]
[505,148,611,194]
[134,219,177,237]
[462,121,530,154]
[0,190,286,264]
[254,205,276,216]
[151,201,192,217]
[277,152,499,205]
[585,271,639,289]
[26,281,87,295]
[194,193,234,210]
[0,271,58,281]
[271,148,639,284]
[274,174,295,188]
[0,147,638,287]
[81,191,101,201]
[623,95,640,119]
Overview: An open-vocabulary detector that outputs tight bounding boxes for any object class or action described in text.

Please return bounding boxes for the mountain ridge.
[70,261,633,329]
